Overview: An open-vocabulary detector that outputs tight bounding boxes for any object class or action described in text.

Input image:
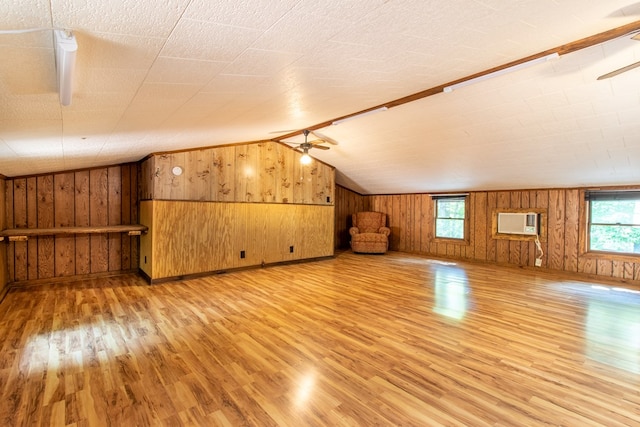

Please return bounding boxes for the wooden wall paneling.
[5,181,14,283]
[139,157,154,200]
[563,189,579,273]
[473,192,487,261]
[485,192,497,262]
[89,169,109,274]
[535,190,549,268]
[139,201,153,278]
[412,194,422,253]
[519,191,531,266]
[463,193,474,260]
[54,172,76,277]
[264,204,291,263]
[509,192,522,265]
[12,179,28,281]
[185,149,212,201]
[524,191,535,261]
[611,260,624,279]
[130,164,139,268]
[389,195,400,251]
[26,178,38,279]
[420,194,432,254]
[247,203,267,266]
[258,142,277,203]
[212,202,236,270]
[495,192,511,264]
[298,205,334,259]
[120,165,132,270]
[578,258,597,275]
[396,195,408,252]
[150,201,193,278]
[212,146,236,202]
[0,178,5,292]
[169,152,187,200]
[232,202,252,268]
[596,259,613,278]
[153,154,171,200]
[107,166,122,272]
[235,144,259,202]
[37,175,55,278]
[547,190,565,271]
[275,143,294,204]
[74,171,91,275]
[623,262,635,280]
[152,153,187,200]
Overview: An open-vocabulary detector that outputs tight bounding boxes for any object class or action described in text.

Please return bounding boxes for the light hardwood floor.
[1,251,639,426]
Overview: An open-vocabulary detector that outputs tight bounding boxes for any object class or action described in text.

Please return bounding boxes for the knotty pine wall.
[4,164,139,283]
[335,187,640,284]
[140,141,335,205]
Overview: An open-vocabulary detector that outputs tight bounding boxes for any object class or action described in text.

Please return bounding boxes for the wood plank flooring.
[1,251,639,426]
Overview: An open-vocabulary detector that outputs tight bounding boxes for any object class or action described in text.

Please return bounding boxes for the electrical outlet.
[289,246,294,253]
[240,250,245,259]
[535,258,542,267]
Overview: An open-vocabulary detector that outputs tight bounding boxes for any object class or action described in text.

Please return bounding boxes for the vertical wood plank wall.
[0,176,6,297]
[4,164,139,283]
[334,185,371,249]
[335,187,640,284]
[139,141,335,205]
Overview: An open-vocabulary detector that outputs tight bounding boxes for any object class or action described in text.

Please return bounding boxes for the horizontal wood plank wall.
[139,200,334,280]
[140,141,335,206]
[334,185,371,249]
[4,164,139,283]
[360,188,640,284]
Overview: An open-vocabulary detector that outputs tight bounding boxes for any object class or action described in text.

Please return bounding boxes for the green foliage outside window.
[589,199,640,254]
[436,198,465,239]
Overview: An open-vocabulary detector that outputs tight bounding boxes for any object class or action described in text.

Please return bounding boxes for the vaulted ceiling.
[2,1,640,194]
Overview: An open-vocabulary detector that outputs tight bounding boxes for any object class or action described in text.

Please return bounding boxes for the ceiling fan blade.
[597,60,640,80]
[310,130,339,145]
[312,145,330,150]
[632,33,640,41]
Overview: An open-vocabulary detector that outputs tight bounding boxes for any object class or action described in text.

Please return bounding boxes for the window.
[587,191,640,255]
[434,195,467,240]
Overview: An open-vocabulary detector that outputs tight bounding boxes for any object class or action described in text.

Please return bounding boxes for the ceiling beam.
[273,19,640,142]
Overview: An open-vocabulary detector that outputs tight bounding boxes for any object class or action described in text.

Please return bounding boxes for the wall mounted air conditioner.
[497,212,538,235]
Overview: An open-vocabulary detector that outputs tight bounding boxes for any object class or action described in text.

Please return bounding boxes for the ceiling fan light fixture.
[300,150,312,165]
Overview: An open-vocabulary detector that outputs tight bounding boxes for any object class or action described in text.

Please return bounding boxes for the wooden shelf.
[0,225,148,241]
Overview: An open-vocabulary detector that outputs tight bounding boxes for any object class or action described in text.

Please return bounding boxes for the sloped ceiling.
[1,1,640,194]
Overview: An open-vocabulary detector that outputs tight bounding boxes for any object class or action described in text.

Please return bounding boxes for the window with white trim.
[434,195,467,240]
[587,191,640,255]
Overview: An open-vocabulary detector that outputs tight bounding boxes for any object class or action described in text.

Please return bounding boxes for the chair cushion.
[353,212,385,233]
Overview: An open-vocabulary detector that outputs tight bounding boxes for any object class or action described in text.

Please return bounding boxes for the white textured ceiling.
[2,1,640,194]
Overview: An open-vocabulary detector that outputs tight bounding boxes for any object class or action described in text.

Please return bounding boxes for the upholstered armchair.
[349,211,391,254]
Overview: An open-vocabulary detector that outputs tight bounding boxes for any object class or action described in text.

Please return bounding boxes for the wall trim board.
[141,255,335,285]
[6,269,140,289]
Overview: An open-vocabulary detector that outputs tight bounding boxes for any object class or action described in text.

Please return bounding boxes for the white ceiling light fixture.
[443,52,560,93]
[54,30,78,106]
[300,149,312,165]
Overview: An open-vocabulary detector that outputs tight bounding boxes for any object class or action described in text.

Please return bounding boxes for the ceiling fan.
[284,130,338,164]
[597,32,640,80]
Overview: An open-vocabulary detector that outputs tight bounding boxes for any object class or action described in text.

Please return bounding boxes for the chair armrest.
[349,227,360,236]
[379,227,391,237]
